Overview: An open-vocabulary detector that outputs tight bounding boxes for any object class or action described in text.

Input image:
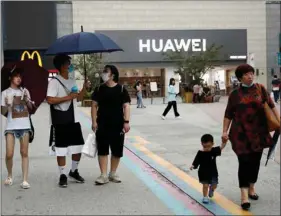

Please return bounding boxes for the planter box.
[184,92,193,103]
[82,100,92,107]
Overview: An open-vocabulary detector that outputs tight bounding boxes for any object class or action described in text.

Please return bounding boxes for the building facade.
[2,1,280,94]
[2,1,58,71]
[266,1,281,88]
[71,0,271,95]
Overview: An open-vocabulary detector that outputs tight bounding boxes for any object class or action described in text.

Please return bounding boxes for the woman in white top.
[161,78,181,119]
[1,68,33,189]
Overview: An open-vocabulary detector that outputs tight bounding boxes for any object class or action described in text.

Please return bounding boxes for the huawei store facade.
[95,29,247,97]
[69,0,279,97]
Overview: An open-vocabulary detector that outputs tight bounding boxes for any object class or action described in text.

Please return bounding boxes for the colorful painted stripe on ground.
[124,148,212,215]
[126,136,252,216]
[78,111,212,215]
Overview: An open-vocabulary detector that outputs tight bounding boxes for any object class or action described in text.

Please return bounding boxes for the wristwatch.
[124,120,129,124]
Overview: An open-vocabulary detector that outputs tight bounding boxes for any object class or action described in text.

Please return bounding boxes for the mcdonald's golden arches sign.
[20,50,43,67]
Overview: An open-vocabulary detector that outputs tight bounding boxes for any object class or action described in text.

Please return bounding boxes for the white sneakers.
[95,173,122,185]
[109,173,122,183]
[95,174,109,185]
[4,177,30,189]
[4,177,13,186]
[20,181,31,189]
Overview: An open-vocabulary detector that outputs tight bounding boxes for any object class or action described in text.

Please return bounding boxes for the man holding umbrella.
[46,55,86,188]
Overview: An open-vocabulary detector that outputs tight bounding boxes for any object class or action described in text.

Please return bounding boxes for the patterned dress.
[224,84,275,155]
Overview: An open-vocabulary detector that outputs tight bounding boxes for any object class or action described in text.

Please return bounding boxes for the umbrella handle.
[83,54,87,79]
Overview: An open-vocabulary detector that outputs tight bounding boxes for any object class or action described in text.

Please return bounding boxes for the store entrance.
[119,68,165,98]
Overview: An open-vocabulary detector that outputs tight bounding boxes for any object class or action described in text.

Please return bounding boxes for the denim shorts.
[200,176,219,185]
[4,129,32,139]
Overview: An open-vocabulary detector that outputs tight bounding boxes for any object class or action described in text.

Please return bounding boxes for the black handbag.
[29,116,35,143]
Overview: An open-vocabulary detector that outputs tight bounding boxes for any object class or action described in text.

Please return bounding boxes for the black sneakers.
[69,169,85,183]
[59,174,68,188]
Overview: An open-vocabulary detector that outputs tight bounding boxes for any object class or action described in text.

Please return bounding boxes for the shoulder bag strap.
[51,78,73,106]
[256,83,267,104]
[52,77,71,95]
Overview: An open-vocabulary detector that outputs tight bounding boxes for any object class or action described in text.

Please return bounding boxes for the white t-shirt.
[47,75,78,122]
[1,87,31,130]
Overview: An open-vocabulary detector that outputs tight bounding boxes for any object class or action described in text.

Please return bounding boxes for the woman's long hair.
[169,78,175,86]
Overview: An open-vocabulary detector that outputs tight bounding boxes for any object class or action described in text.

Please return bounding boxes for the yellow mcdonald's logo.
[20,51,43,67]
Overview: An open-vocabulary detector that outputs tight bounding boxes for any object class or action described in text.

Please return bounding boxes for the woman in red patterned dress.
[221,64,280,210]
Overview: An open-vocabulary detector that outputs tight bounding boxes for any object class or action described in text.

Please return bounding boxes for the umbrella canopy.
[44,32,123,56]
[265,131,280,166]
[1,59,49,114]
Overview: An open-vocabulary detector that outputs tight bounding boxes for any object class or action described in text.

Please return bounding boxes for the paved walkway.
[1,98,280,215]
[1,104,210,215]
[122,97,280,215]
[81,97,280,215]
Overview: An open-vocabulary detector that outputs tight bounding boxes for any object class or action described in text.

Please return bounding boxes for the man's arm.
[123,102,130,133]
[46,94,75,105]
[91,101,98,131]
[123,102,130,121]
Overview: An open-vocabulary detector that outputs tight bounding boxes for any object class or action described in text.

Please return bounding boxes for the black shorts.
[199,176,219,185]
[96,129,125,158]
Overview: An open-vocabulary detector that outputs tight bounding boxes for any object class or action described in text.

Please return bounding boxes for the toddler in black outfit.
[190,134,226,204]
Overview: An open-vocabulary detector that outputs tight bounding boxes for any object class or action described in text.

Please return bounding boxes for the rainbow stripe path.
[79,109,253,216]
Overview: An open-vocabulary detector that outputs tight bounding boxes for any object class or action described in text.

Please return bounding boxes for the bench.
[82,100,92,107]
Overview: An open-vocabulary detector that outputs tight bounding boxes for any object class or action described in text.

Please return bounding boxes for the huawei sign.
[20,50,43,67]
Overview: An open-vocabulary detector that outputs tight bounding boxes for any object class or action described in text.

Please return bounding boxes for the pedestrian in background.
[193,83,200,103]
[161,78,181,120]
[190,134,226,204]
[145,82,151,98]
[272,75,280,103]
[222,64,280,210]
[1,67,33,189]
[135,81,146,108]
[91,65,131,185]
[47,55,86,188]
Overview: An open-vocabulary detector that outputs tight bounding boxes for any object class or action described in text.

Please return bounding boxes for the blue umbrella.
[45,32,123,55]
[265,131,280,166]
[45,26,123,78]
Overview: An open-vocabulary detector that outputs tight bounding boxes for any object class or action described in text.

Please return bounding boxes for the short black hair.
[274,75,278,78]
[104,64,119,83]
[53,55,71,71]
[201,134,214,144]
[169,78,175,85]
[235,64,255,81]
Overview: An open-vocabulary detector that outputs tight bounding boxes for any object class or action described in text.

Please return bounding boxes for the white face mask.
[101,73,110,82]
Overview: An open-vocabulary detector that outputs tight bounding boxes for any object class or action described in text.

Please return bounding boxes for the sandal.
[241,202,251,211]
[4,177,13,186]
[249,193,259,200]
[20,181,30,189]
